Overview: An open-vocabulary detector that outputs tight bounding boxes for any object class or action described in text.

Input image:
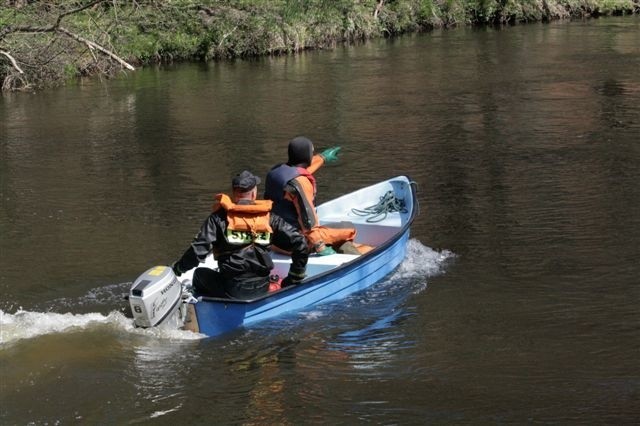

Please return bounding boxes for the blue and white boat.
[128,175,418,337]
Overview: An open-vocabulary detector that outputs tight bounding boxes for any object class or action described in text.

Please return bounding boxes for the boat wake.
[392,238,455,285]
[242,239,455,340]
[304,238,454,311]
[1,239,452,348]
[0,307,203,348]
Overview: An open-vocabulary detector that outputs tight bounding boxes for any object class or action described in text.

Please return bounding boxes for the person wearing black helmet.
[171,170,309,299]
[264,136,357,256]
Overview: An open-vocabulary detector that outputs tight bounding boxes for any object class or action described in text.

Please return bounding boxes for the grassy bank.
[1,0,638,92]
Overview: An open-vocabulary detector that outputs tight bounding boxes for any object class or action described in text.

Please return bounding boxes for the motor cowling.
[129,265,183,328]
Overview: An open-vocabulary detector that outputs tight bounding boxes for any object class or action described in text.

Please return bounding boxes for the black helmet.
[287,136,314,168]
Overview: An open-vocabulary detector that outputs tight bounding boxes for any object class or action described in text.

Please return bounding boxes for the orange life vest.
[213,194,273,246]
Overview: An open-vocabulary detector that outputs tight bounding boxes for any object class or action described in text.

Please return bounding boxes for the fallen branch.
[0,50,24,73]
[1,0,133,71]
[57,26,134,70]
[1,0,107,40]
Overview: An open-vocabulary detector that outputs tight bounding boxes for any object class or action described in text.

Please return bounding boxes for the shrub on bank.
[1,0,637,91]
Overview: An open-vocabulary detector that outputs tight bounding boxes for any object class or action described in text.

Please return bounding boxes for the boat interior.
[180,177,414,290]
[271,221,401,279]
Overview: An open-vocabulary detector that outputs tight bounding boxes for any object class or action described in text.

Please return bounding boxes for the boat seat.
[349,223,399,247]
[271,252,360,279]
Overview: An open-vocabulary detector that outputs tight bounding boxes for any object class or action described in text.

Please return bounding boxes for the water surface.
[1,16,639,424]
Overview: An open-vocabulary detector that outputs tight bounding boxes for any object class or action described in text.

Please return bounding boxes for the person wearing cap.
[171,170,309,299]
[264,136,358,256]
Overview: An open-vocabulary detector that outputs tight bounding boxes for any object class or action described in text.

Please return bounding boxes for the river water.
[1,16,639,424]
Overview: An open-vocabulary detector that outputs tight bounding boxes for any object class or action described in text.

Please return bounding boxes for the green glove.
[317,246,336,256]
[320,146,342,163]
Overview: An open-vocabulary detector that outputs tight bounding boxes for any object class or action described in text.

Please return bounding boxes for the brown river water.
[1,16,639,424]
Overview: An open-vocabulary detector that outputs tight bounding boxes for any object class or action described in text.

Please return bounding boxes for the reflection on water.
[333,310,410,371]
[127,340,195,422]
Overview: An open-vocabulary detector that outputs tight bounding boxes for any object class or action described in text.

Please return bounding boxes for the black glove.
[171,261,183,276]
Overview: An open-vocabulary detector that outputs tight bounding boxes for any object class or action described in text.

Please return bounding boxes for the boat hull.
[192,229,411,337]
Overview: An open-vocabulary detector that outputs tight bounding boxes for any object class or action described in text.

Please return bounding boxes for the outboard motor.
[129,265,184,328]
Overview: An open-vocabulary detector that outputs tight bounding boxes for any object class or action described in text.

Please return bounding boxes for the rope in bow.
[351,191,408,223]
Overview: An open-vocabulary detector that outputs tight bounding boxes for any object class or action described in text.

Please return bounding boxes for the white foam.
[0,309,204,346]
[0,239,451,347]
[149,406,182,418]
[394,238,455,278]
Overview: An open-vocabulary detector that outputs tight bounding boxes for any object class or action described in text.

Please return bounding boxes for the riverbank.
[1,0,638,92]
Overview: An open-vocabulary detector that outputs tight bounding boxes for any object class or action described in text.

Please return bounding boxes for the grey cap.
[232,170,261,191]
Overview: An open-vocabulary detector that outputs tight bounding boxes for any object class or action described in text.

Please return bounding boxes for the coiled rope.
[351,190,408,223]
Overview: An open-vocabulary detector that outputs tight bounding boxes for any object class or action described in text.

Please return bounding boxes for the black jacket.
[174,207,308,281]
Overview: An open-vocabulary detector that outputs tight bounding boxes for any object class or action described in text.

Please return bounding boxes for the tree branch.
[56,0,108,26]
[1,1,107,40]
[1,1,134,71]
[374,0,385,19]
[57,26,134,70]
[0,50,24,73]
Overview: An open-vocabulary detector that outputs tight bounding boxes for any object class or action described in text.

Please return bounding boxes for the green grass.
[1,0,637,91]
